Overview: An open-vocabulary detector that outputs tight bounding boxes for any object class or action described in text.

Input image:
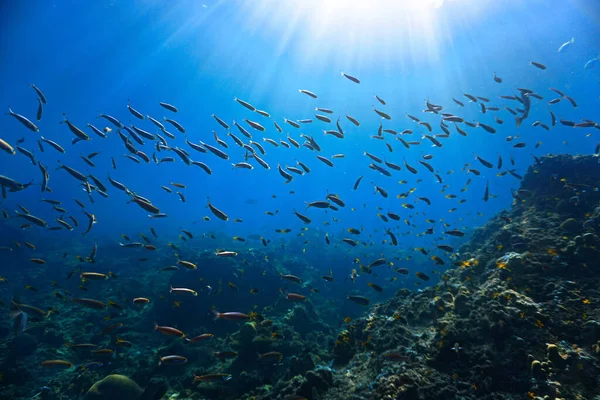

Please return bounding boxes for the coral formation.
[83,374,143,400]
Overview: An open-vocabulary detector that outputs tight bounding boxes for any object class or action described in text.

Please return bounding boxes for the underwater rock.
[581,320,600,343]
[332,329,355,365]
[559,218,579,233]
[546,343,567,369]
[296,367,333,399]
[283,305,329,337]
[288,352,316,377]
[234,370,264,397]
[496,252,524,270]
[240,321,257,345]
[11,333,38,356]
[582,232,598,244]
[452,293,469,314]
[530,359,545,379]
[41,328,64,348]
[83,374,144,400]
[372,373,420,400]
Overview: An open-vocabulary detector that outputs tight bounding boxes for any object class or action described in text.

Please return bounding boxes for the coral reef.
[307,155,600,400]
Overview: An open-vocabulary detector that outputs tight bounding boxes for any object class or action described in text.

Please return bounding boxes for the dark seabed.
[1,1,600,399]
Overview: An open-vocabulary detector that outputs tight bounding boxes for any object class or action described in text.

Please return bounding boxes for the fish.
[36,98,43,121]
[415,272,430,281]
[88,124,107,138]
[530,61,547,70]
[72,298,106,309]
[367,282,383,292]
[347,295,370,305]
[584,56,599,69]
[186,333,214,343]
[284,118,300,128]
[155,323,185,337]
[483,180,489,202]
[41,360,73,368]
[557,37,574,53]
[374,186,388,198]
[346,114,360,126]
[234,97,255,111]
[146,115,165,130]
[127,100,144,119]
[212,311,251,321]
[193,373,232,383]
[216,250,238,257]
[474,154,493,168]
[299,89,317,98]
[7,107,39,132]
[30,84,47,104]
[477,122,496,134]
[159,102,178,113]
[255,109,270,117]
[341,71,360,84]
[245,118,265,131]
[164,117,185,133]
[293,209,311,224]
[170,286,198,296]
[0,138,15,155]
[15,211,47,227]
[207,198,228,221]
[286,293,306,302]
[61,114,90,141]
[353,176,363,190]
[158,355,187,366]
[316,155,333,167]
[373,108,391,120]
[80,272,107,280]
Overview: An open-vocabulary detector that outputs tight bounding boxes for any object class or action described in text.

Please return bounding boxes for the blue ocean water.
[0,0,599,398]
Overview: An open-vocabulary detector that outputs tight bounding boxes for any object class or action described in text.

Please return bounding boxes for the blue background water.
[0,0,599,297]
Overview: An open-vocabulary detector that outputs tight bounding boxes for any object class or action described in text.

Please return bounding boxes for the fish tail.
[211,309,221,320]
[515,116,523,127]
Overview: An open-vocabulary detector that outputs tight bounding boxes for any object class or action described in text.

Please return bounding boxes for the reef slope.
[290,154,600,400]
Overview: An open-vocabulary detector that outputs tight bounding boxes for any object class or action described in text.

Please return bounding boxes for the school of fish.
[1,48,599,391]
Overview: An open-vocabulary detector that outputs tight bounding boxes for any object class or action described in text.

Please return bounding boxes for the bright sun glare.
[235,0,462,67]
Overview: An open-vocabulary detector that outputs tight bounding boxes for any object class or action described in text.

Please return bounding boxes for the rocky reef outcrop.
[303,155,600,400]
